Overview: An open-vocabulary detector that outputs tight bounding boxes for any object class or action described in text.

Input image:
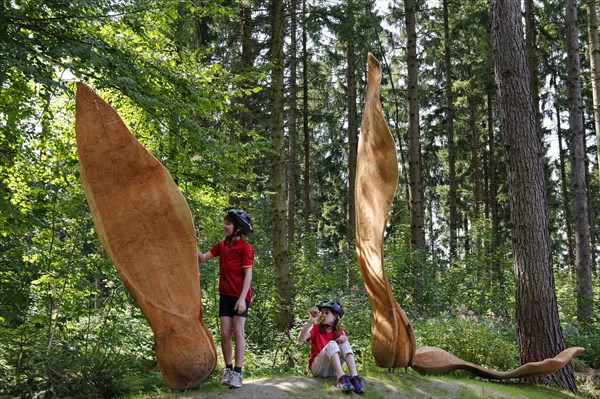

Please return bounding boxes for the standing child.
[297,299,366,394]
[198,209,254,389]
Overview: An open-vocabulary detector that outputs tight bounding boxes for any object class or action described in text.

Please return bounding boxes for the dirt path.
[174,374,577,399]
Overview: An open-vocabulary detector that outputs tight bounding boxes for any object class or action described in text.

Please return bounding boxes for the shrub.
[412,306,519,372]
[0,306,162,398]
[563,321,600,369]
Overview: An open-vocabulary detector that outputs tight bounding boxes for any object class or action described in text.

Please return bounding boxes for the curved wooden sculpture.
[355,53,416,368]
[412,346,584,379]
[355,53,583,379]
[75,83,217,389]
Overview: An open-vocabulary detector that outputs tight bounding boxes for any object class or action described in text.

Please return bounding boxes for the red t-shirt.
[209,238,254,300]
[307,324,346,370]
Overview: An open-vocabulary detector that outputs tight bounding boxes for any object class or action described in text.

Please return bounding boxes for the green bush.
[0,306,162,398]
[412,306,519,372]
[563,321,600,369]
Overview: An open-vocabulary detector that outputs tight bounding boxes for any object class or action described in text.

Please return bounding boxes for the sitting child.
[297,299,365,393]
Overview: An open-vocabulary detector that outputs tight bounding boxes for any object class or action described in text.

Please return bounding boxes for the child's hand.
[308,307,320,323]
[235,298,247,314]
[336,335,348,344]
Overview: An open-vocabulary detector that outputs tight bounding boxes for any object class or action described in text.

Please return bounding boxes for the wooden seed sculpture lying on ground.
[75,82,217,389]
[355,53,584,379]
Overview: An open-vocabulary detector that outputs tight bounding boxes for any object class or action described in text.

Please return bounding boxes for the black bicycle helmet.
[318,299,344,318]
[227,208,253,235]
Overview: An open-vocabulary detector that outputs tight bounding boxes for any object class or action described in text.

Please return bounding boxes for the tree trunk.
[585,0,599,274]
[443,0,458,258]
[232,3,254,207]
[270,0,292,333]
[490,0,577,391]
[302,0,312,234]
[240,3,253,129]
[405,0,425,305]
[524,0,542,140]
[583,134,597,274]
[288,0,298,248]
[553,75,575,278]
[565,0,594,323]
[469,93,481,218]
[345,0,358,288]
[587,0,600,187]
[487,90,503,286]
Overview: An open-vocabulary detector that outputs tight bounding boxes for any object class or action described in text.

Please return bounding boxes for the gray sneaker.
[229,371,243,388]
[221,368,233,385]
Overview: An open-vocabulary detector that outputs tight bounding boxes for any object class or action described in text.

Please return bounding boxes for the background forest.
[1,0,599,398]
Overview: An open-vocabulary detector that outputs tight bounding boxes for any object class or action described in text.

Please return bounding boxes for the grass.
[120,368,587,399]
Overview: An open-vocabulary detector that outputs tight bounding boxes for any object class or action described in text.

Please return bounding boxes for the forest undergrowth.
[2,286,599,399]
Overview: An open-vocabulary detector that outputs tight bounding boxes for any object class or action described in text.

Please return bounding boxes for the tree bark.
[469,93,481,218]
[585,0,599,275]
[288,0,298,248]
[232,2,254,207]
[587,0,600,187]
[302,0,312,234]
[487,90,502,286]
[490,0,577,391]
[524,0,542,140]
[565,0,594,323]
[443,0,458,258]
[553,75,575,278]
[405,0,425,304]
[345,0,358,288]
[270,0,292,333]
[583,134,597,273]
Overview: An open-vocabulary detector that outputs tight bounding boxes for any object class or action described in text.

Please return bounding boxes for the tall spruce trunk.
[490,0,577,391]
[585,0,599,275]
[302,0,312,234]
[288,0,298,248]
[443,0,458,258]
[487,91,502,287]
[405,0,425,305]
[233,3,254,207]
[345,0,358,288]
[553,76,575,278]
[469,93,481,218]
[524,0,542,139]
[270,0,292,333]
[587,0,600,187]
[566,0,594,323]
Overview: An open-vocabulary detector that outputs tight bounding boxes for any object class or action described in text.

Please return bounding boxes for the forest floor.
[142,371,590,399]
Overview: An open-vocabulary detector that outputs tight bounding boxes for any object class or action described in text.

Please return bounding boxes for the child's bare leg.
[345,353,359,376]
[233,315,246,368]
[330,351,345,377]
[220,316,233,366]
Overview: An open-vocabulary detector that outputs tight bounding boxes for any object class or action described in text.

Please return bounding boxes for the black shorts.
[219,294,250,318]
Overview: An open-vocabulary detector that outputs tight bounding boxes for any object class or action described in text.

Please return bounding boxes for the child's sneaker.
[221,368,233,385]
[350,375,365,394]
[229,371,243,388]
[337,375,353,392]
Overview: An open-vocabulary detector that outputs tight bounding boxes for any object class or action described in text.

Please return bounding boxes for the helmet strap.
[225,227,243,243]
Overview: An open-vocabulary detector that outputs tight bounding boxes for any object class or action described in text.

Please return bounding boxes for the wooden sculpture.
[355,53,416,369]
[355,53,583,378]
[412,346,584,378]
[75,83,217,389]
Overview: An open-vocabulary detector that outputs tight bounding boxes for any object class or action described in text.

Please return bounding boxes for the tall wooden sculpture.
[75,83,217,389]
[355,53,416,369]
[355,53,583,378]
